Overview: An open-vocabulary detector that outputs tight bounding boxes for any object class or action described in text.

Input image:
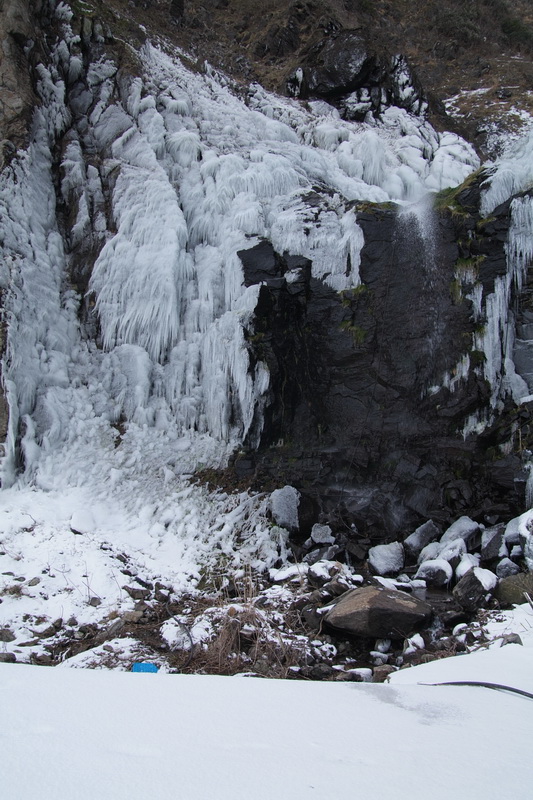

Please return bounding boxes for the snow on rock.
[368,541,404,576]
[69,509,96,535]
[473,567,498,592]
[440,516,481,546]
[310,523,335,545]
[403,520,440,559]
[496,557,520,579]
[270,485,300,532]
[415,558,453,587]
[455,553,480,580]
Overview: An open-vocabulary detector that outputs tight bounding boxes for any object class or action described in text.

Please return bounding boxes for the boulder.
[415,558,453,587]
[480,525,505,562]
[439,538,467,569]
[440,516,481,547]
[324,585,432,638]
[403,520,440,560]
[495,572,533,605]
[453,568,497,613]
[368,541,404,576]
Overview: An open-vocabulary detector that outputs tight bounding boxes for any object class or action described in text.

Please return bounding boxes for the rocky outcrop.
[287,30,427,118]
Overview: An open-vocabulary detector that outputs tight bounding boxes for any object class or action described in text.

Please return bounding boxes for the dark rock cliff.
[236,178,532,541]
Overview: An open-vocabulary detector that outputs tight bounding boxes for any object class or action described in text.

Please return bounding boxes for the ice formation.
[0,5,482,491]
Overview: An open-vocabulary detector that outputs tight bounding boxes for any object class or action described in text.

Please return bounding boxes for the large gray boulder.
[324,585,432,638]
[368,541,404,576]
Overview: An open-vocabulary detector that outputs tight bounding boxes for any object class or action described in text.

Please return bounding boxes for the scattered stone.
[122,610,145,623]
[123,585,151,601]
[0,628,16,642]
[480,525,505,562]
[303,545,339,565]
[325,585,432,638]
[154,589,170,604]
[30,653,54,666]
[373,665,395,682]
[36,625,57,639]
[106,618,125,636]
[89,596,102,607]
[26,577,40,587]
[306,663,335,680]
[440,516,481,547]
[321,575,353,597]
[368,542,404,577]
[52,618,63,630]
[504,516,521,546]
[270,485,300,532]
[134,576,154,590]
[495,572,533,605]
[0,652,16,663]
[415,558,453,587]
[403,520,440,560]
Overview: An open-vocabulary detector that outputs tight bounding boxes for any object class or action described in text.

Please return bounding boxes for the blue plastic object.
[131,661,159,673]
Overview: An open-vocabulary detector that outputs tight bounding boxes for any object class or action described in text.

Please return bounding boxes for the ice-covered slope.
[0,5,479,492]
[2,0,533,618]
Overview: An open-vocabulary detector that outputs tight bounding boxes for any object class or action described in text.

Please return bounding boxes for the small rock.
[123,585,151,601]
[154,589,170,604]
[122,610,145,623]
[496,557,520,579]
[373,665,395,682]
[307,560,341,588]
[0,652,17,663]
[500,633,523,647]
[368,541,404,577]
[26,577,41,587]
[309,523,335,545]
[89,597,102,607]
[307,663,335,680]
[37,625,57,639]
[0,628,16,643]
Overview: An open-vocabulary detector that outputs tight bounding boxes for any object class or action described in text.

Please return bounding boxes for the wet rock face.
[287,30,426,118]
[240,184,531,538]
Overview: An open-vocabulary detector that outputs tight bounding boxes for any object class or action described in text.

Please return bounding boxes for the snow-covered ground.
[2,611,533,800]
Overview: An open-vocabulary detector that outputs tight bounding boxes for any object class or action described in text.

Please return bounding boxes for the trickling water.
[395,195,443,378]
